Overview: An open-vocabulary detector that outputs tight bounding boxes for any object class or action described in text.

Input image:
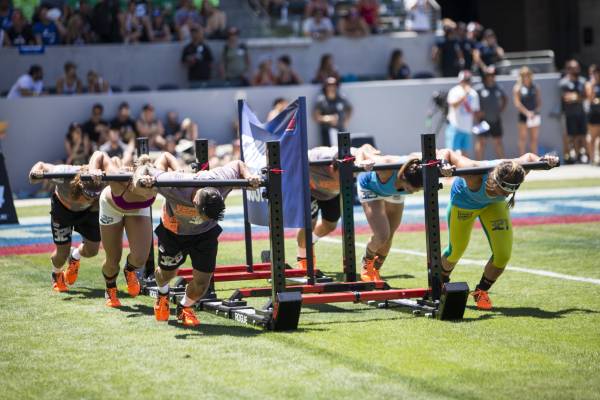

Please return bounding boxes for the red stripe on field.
[1,214,599,256]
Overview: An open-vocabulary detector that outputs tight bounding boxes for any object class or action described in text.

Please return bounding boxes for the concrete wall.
[0,32,436,93]
[0,73,563,194]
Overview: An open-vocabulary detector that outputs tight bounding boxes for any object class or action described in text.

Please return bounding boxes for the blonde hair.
[487,161,526,208]
[69,166,103,199]
[517,66,533,87]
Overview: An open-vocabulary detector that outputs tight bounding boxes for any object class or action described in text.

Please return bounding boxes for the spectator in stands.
[86,70,111,93]
[304,0,331,18]
[0,0,12,31]
[64,12,92,44]
[275,55,302,85]
[404,0,431,32]
[56,61,83,95]
[77,0,94,30]
[164,111,183,144]
[586,65,600,165]
[2,8,35,46]
[456,22,475,72]
[252,57,276,86]
[357,0,379,33]
[119,0,144,44]
[303,9,333,41]
[267,97,289,121]
[201,0,226,39]
[174,0,202,41]
[182,25,213,85]
[313,53,340,84]
[91,0,121,43]
[513,66,541,155]
[99,128,131,158]
[313,77,353,146]
[7,65,44,99]
[220,27,250,85]
[467,21,483,42]
[111,101,137,141]
[432,19,463,78]
[474,66,506,159]
[33,4,66,45]
[136,103,166,150]
[82,103,109,145]
[445,70,479,157]
[387,49,410,80]
[145,9,172,42]
[560,59,588,164]
[337,7,369,38]
[473,29,504,76]
[65,122,92,165]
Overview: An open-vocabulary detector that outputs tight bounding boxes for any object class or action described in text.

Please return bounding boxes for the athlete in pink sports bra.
[92,151,156,308]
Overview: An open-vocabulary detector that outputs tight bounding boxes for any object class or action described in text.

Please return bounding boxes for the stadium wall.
[0,73,562,194]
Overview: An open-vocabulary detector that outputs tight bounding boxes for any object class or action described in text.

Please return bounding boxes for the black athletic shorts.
[155,223,222,273]
[588,111,600,125]
[566,113,587,136]
[50,194,100,245]
[310,195,341,223]
[518,113,528,123]
[479,119,503,138]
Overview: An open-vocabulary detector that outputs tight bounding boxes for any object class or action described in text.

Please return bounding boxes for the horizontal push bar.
[153,179,265,188]
[79,174,132,182]
[452,160,557,176]
[301,288,429,305]
[308,158,407,172]
[32,172,78,180]
[178,268,310,282]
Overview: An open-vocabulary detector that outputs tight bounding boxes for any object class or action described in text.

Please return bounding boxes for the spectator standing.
[99,128,131,159]
[405,0,431,32]
[201,0,226,39]
[0,0,12,31]
[91,0,121,43]
[33,4,66,45]
[512,66,541,155]
[445,70,479,156]
[110,101,137,141]
[586,65,600,165]
[387,49,410,80]
[473,29,504,75]
[251,58,276,86]
[220,27,250,85]
[337,7,370,38]
[145,9,172,42]
[357,0,379,33]
[302,9,333,41]
[86,70,111,93]
[313,77,353,146]
[82,103,109,146]
[164,111,183,143]
[7,65,44,99]
[304,0,331,18]
[3,8,35,46]
[136,103,166,150]
[275,55,302,85]
[174,0,202,41]
[267,97,289,121]
[313,53,340,84]
[56,61,83,95]
[432,19,463,78]
[560,59,589,163]
[64,12,91,44]
[182,26,213,84]
[119,0,145,44]
[474,66,507,159]
[64,122,92,165]
[457,22,475,72]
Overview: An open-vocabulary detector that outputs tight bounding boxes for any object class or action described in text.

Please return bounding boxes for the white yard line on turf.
[321,237,600,286]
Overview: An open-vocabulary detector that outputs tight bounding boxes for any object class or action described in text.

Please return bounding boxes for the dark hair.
[272,97,286,107]
[29,64,42,76]
[118,101,129,110]
[388,49,403,76]
[64,61,76,72]
[197,187,225,221]
[278,55,291,66]
[399,158,423,189]
[92,103,103,112]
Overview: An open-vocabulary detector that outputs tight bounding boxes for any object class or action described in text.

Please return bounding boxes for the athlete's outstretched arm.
[436,148,480,169]
[154,152,180,172]
[88,151,117,174]
[29,162,56,182]
[226,160,262,188]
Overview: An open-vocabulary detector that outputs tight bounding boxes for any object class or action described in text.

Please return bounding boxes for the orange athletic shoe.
[105,287,122,307]
[124,269,140,297]
[177,305,200,326]
[296,255,317,271]
[154,294,170,321]
[471,289,493,310]
[52,272,68,292]
[372,268,383,282]
[360,257,377,282]
[64,255,80,286]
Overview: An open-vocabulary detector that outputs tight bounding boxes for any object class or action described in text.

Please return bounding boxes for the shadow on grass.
[62,286,106,301]
[463,305,600,321]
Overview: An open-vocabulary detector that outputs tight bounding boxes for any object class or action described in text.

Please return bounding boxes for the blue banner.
[240,99,308,228]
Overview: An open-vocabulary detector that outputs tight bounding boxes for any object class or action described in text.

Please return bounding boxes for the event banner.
[240,98,309,228]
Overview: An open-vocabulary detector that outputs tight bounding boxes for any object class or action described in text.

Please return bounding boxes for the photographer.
[445,70,479,157]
